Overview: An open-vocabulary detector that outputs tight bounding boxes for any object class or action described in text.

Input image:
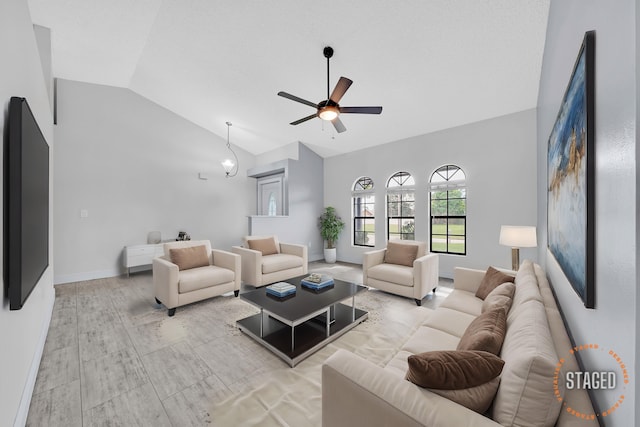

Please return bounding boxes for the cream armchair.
[363,240,439,306]
[232,235,308,287]
[153,240,241,316]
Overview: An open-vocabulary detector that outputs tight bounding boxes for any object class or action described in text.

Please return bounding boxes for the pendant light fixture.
[221,121,238,178]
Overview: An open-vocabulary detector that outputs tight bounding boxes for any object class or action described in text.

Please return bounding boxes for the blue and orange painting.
[547,46,587,301]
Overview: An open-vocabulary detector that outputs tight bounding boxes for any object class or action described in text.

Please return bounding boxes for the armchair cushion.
[384,241,419,267]
[178,265,235,293]
[367,263,414,287]
[475,266,515,300]
[247,237,278,256]
[169,245,210,271]
[262,253,304,274]
[456,308,506,355]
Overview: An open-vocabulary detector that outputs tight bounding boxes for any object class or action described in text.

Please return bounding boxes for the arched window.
[352,177,375,247]
[387,171,415,240]
[429,165,466,255]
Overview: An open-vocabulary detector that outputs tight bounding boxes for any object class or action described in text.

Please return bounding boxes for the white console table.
[123,243,165,276]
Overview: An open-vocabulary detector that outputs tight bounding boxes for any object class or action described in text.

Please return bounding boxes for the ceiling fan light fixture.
[318,105,339,121]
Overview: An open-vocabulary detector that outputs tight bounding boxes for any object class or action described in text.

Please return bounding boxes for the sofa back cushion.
[384,241,421,267]
[169,245,210,271]
[493,299,562,427]
[481,282,515,315]
[511,260,544,308]
[456,308,506,355]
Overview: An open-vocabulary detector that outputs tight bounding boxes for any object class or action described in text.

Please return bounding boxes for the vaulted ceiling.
[27,0,550,157]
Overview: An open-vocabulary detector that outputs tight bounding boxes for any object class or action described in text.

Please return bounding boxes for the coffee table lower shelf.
[237,303,368,367]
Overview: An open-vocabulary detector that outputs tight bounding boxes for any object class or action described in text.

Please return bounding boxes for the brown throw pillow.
[247,237,278,255]
[406,350,505,390]
[476,266,515,300]
[384,241,419,267]
[457,309,507,355]
[482,282,515,314]
[169,245,209,271]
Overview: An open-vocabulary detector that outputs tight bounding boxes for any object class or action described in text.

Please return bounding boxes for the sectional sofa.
[322,260,598,426]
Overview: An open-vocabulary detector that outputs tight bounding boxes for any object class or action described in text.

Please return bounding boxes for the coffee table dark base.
[237,303,368,367]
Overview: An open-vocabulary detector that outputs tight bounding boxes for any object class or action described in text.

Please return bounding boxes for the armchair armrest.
[322,349,500,427]
[362,248,386,285]
[232,246,262,286]
[152,256,179,309]
[212,249,241,290]
[413,253,439,300]
[280,242,308,274]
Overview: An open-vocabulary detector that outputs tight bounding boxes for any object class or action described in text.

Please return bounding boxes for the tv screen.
[6,97,50,310]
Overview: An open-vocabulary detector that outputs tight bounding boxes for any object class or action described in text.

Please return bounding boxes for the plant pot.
[324,248,337,264]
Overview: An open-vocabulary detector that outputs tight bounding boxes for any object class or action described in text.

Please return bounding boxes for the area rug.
[208,290,433,426]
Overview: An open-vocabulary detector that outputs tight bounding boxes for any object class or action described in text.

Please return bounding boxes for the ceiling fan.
[277,46,382,133]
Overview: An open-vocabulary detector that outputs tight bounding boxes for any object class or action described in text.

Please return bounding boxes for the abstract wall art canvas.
[547,31,595,309]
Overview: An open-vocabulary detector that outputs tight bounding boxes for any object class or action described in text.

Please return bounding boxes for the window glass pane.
[401,200,415,217]
[448,198,466,215]
[448,218,465,236]
[448,236,465,254]
[431,200,447,215]
[431,234,447,252]
[431,190,447,200]
[354,177,374,191]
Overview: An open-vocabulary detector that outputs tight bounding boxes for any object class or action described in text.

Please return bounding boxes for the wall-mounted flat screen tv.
[6,97,50,310]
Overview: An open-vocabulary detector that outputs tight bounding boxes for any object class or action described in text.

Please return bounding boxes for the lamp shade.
[499,226,537,248]
[221,159,235,173]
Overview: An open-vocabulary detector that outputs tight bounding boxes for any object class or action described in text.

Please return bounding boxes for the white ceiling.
[28,0,550,158]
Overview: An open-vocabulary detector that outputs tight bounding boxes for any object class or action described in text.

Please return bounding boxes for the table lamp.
[499,226,537,270]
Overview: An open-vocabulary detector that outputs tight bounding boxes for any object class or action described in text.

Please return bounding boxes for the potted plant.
[318,206,345,263]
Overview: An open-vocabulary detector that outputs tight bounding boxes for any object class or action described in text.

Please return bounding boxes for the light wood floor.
[26,261,452,426]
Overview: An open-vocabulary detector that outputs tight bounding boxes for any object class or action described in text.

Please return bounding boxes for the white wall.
[537,1,636,425]
[0,2,55,426]
[54,79,256,283]
[324,109,537,277]
[249,143,325,260]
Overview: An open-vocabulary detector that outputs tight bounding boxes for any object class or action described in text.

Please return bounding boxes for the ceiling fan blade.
[340,106,383,114]
[329,77,353,104]
[290,114,317,126]
[332,117,347,133]
[278,91,318,109]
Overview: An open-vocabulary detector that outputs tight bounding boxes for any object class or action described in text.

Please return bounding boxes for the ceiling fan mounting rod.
[324,46,333,100]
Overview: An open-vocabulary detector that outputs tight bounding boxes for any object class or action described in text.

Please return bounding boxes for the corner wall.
[0,2,55,426]
[324,109,538,278]
[537,1,636,424]
[53,79,256,283]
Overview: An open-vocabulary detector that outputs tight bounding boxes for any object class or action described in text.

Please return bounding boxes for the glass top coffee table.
[236,275,368,367]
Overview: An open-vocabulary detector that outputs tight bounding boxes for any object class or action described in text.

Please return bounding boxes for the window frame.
[429,165,467,255]
[386,171,415,241]
[352,177,375,247]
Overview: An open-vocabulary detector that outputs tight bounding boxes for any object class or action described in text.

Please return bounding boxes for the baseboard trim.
[54,268,122,284]
[14,288,55,427]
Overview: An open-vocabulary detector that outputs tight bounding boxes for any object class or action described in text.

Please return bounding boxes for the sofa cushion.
[511,260,543,308]
[419,308,476,338]
[178,265,235,293]
[261,253,303,274]
[405,350,504,390]
[456,309,506,355]
[475,266,514,300]
[481,282,515,314]
[170,245,210,271]
[367,263,413,287]
[493,299,562,427]
[384,241,419,267]
[438,290,483,317]
[401,326,460,356]
[248,237,279,255]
